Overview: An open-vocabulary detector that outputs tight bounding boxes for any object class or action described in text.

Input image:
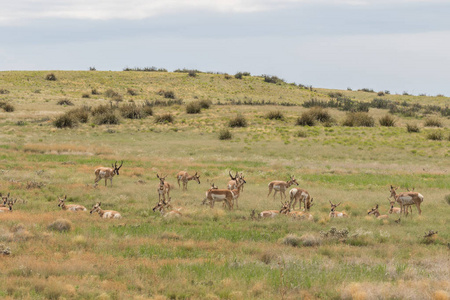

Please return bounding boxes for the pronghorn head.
[210,183,218,190]
[229,171,237,181]
[388,197,396,213]
[1,192,10,205]
[7,200,14,211]
[238,173,246,184]
[389,185,398,198]
[289,175,299,186]
[153,197,172,212]
[112,161,123,175]
[279,201,291,214]
[156,173,166,184]
[329,201,341,212]
[58,195,67,207]
[306,198,314,210]
[193,172,200,184]
[407,187,415,192]
[90,202,101,214]
[368,204,379,215]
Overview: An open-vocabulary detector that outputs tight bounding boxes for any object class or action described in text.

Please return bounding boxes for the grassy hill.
[0,70,449,299]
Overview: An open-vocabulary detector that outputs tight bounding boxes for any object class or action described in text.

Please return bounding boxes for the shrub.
[424,117,443,127]
[359,88,374,93]
[45,73,57,81]
[53,114,75,128]
[67,107,90,123]
[235,72,243,79]
[91,88,101,95]
[1,103,15,112]
[229,114,247,128]
[342,112,375,127]
[224,74,232,80]
[186,102,201,114]
[296,107,333,126]
[81,93,90,98]
[47,219,72,232]
[219,129,232,140]
[188,70,197,77]
[104,89,120,98]
[265,110,284,120]
[127,88,138,96]
[296,112,315,126]
[162,90,176,99]
[328,92,344,98]
[263,75,284,84]
[94,112,120,125]
[57,99,74,106]
[91,104,115,116]
[0,89,10,94]
[379,114,396,127]
[198,99,212,109]
[282,234,302,247]
[406,123,420,133]
[295,130,308,138]
[300,234,322,247]
[445,194,450,205]
[370,98,391,109]
[120,104,148,119]
[377,91,385,96]
[427,130,443,140]
[155,113,174,124]
[142,105,153,116]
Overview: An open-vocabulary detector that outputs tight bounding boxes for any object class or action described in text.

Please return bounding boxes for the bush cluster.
[265,110,284,120]
[342,112,375,127]
[45,73,57,81]
[379,114,396,127]
[228,114,247,128]
[263,75,284,84]
[296,107,333,126]
[123,67,167,72]
[154,113,174,124]
[218,129,232,140]
[424,117,443,128]
[0,101,15,112]
[406,123,420,133]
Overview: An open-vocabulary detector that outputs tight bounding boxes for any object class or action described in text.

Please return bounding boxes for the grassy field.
[0,70,449,299]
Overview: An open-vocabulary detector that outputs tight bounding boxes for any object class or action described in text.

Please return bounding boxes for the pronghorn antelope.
[152,197,182,218]
[0,200,13,213]
[289,188,313,211]
[368,204,388,219]
[90,202,122,219]
[156,174,172,202]
[0,193,10,207]
[259,201,291,218]
[204,183,234,210]
[387,197,412,215]
[227,171,246,192]
[176,171,200,191]
[267,175,299,201]
[94,161,123,187]
[57,195,87,212]
[279,201,314,221]
[389,185,424,215]
[223,180,245,209]
[329,201,348,218]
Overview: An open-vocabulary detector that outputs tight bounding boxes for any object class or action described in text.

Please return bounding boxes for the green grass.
[0,70,449,299]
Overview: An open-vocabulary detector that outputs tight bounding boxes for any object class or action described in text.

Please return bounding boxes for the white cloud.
[2,0,447,24]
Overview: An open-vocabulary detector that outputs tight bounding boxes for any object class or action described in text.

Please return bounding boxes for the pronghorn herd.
[0,162,426,222]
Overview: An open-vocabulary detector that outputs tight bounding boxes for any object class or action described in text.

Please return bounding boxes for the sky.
[1,0,450,96]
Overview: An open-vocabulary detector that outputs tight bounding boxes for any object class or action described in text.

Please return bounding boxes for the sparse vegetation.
[342,112,375,127]
[154,113,174,123]
[218,128,232,140]
[57,99,74,106]
[265,110,284,120]
[427,130,443,140]
[228,114,248,127]
[424,117,443,127]
[186,102,201,114]
[0,101,15,112]
[53,114,76,128]
[47,219,72,232]
[379,114,396,127]
[406,123,420,133]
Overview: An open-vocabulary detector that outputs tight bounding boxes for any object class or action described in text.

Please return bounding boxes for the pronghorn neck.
[96,207,105,217]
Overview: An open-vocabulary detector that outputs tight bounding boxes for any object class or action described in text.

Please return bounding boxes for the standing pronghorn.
[176,171,200,191]
[156,174,172,202]
[204,183,234,210]
[267,175,299,201]
[368,204,388,219]
[389,185,424,215]
[90,202,122,219]
[94,161,123,187]
[289,188,313,211]
[329,201,348,218]
[58,195,87,212]
[223,180,245,209]
[227,171,246,192]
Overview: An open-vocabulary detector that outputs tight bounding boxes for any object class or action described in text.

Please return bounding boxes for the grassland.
[0,71,449,299]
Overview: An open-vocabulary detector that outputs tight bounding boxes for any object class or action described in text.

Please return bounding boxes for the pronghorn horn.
[229,171,235,180]
[337,202,341,207]
[329,200,333,205]
[118,160,123,169]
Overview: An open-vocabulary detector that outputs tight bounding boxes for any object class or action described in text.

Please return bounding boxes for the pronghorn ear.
[337,202,341,207]
[376,204,379,209]
[329,200,333,205]
[64,195,67,199]
[98,202,101,206]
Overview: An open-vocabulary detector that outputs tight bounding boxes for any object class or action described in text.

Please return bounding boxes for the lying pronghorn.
[389,185,424,215]
[368,204,388,219]
[58,195,87,212]
[279,201,314,221]
[259,201,291,218]
[0,193,10,207]
[90,202,122,219]
[289,188,313,211]
[203,183,234,210]
[267,175,299,201]
[227,171,246,192]
[176,171,200,191]
[156,174,172,202]
[152,197,182,218]
[0,200,14,213]
[329,201,348,218]
[94,161,123,187]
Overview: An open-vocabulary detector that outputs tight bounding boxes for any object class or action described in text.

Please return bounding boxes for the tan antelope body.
[153,197,182,218]
[267,176,299,201]
[0,200,13,213]
[388,197,411,215]
[94,161,123,187]
[204,183,234,210]
[156,174,172,202]
[58,195,87,212]
[260,201,291,218]
[368,204,388,219]
[90,202,122,219]
[329,201,348,218]
[289,188,313,211]
[390,185,424,215]
[176,171,200,191]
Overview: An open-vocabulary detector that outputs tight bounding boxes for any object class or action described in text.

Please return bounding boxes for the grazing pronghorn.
[58,195,87,212]
[368,204,388,219]
[204,183,234,210]
[267,175,299,201]
[156,174,172,202]
[389,185,424,215]
[152,197,182,218]
[289,188,313,211]
[329,201,348,218]
[259,201,290,218]
[227,171,246,192]
[90,202,122,219]
[94,161,123,187]
[176,171,200,191]
[0,200,13,213]
[0,193,10,207]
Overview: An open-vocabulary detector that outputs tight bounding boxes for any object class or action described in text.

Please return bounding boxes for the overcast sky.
[1,0,450,96]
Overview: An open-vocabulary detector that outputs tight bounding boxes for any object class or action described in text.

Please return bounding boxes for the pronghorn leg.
[267,186,273,197]
[110,178,113,187]
[104,178,107,186]
[273,190,278,200]
[416,203,421,215]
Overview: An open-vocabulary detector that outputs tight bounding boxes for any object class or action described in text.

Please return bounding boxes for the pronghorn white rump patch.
[290,188,298,196]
